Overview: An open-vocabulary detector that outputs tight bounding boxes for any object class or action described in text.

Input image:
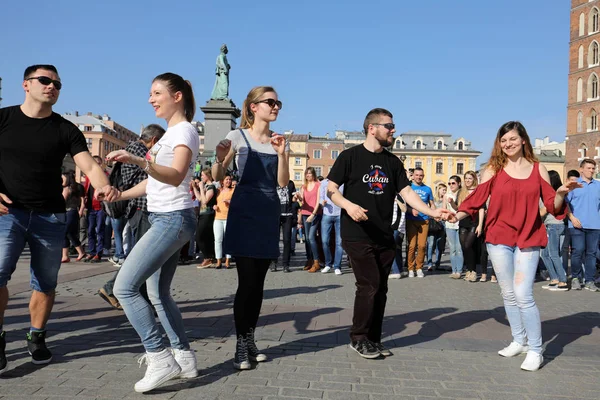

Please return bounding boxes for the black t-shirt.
[328,144,410,245]
[0,106,89,212]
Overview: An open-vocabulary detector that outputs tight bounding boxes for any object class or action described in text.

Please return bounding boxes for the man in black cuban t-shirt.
[0,65,118,373]
[327,108,452,359]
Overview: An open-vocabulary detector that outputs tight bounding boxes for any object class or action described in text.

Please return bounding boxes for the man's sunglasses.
[371,123,395,130]
[255,98,282,109]
[26,76,62,90]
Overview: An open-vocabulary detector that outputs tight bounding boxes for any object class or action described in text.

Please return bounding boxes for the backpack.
[103,162,128,219]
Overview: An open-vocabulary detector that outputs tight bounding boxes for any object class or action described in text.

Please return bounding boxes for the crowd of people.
[0,64,598,395]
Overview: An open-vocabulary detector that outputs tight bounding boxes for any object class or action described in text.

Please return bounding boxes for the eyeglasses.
[448,182,457,185]
[371,123,395,130]
[25,76,62,90]
[255,98,282,109]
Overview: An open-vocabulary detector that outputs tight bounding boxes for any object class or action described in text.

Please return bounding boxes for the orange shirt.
[215,187,234,220]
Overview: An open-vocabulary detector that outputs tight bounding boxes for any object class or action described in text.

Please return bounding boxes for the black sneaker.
[283,265,291,273]
[350,340,381,359]
[27,331,52,365]
[247,328,268,362]
[269,261,277,272]
[0,331,7,374]
[374,342,393,357]
[233,335,251,370]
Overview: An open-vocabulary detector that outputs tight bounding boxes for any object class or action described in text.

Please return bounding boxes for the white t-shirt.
[146,121,200,212]
[444,190,460,229]
[226,129,289,179]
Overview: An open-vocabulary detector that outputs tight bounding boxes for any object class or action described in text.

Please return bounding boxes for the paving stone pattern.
[1,247,599,399]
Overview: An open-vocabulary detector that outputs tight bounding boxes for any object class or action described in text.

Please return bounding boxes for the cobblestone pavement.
[1,246,599,400]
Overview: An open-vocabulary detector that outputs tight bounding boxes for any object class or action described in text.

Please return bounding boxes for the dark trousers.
[87,209,105,256]
[196,213,215,259]
[234,257,270,336]
[459,227,478,273]
[343,240,395,343]
[64,209,81,248]
[103,209,150,301]
[279,215,294,267]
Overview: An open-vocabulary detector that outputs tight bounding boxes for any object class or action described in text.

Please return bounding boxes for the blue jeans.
[426,232,444,267]
[321,215,342,269]
[391,230,404,274]
[86,209,105,256]
[569,228,600,283]
[302,214,321,261]
[110,217,126,259]
[541,224,566,283]
[487,244,542,354]
[445,228,463,274]
[114,209,196,352]
[0,208,66,292]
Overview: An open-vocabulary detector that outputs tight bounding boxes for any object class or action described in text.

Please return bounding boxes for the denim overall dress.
[223,129,280,259]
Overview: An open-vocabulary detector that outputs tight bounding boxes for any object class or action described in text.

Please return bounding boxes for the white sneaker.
[388,273,401,279]
[408,270,415,278]
[321,266,332,274]
[416,269,425,278]
[172,348,198,379]
[520,351,543,371]
[135,348,182,393]
[498,342,529,357]
[334,269,342,276]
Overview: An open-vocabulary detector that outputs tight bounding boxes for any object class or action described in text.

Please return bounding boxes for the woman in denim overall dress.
[212,86,289,370]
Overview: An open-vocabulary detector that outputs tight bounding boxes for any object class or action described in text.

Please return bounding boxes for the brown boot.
[225,258,231,269]
[308,261,321,273]
[303,259,313,271]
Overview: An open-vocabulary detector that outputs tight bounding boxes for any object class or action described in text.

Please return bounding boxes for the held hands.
[95,185,120,202]
[270,134,286,155]
[215,139,231,163]
[411,208,419,217]
[557,181,583,196]
[431,208,456,223]
[346,202,368,222]
[106,150,134,164]
[0,193,13,216]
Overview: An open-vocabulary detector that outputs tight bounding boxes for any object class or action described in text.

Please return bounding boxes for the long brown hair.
[488,121,538,173]
[240,86,277,129]
[457,170,478,204]
[303,167,317,188]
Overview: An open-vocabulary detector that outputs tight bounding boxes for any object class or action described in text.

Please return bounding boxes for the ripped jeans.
[486,244,542,354]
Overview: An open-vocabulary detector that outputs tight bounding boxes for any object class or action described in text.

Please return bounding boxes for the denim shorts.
[0,208,66,292]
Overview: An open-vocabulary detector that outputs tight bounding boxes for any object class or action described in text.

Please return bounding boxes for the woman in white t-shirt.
[106,73,199,393]
[211,86,289,371]
[444,175,464,279]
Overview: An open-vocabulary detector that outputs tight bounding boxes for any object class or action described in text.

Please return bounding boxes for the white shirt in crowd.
[146,121,199,212]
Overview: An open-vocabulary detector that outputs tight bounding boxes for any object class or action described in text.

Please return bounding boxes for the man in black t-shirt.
[327,108,451,359]
[0,65,118,373]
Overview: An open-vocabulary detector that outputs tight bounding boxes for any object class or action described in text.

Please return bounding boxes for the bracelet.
[144,159,151,173]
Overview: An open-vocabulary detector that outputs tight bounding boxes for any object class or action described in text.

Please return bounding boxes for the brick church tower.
[566,0,600,172]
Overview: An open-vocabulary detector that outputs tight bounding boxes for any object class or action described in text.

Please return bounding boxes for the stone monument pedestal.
[199,99,241,163]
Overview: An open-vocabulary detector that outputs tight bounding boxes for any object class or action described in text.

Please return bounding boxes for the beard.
[376,134,394,148]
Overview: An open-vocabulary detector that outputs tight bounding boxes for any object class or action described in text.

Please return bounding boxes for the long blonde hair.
[457,170,477,204]
[240,86,277,129]
[435,183,447,203]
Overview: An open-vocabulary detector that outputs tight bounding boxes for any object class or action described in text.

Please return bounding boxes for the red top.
[458,163,566,249]
[301,181,321,216]
[84,175,105,211]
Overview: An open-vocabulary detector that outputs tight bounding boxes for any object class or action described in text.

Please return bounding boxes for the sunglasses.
[372,123,395,130]
[26,76,62,90]
[255,98,282,109]
[448,182,457,185]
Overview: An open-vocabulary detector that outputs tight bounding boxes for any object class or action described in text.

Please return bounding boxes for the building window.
[84,126,92,132]
[395,140,402,149]
[314,166,322,177]
[578,111,584,133]
[200,137,204,145]
[415,161,422,169]
[86,138,92,149]
[295,157,301,165]
[294,171,302,181]
[590,74,599,100]
[580,13,586,36]
[437,140,443,150]
[435,162,443,174]
[579,144,588,160]
[591,41,599,66]
[457,162,464,175]
[591,109,598,131]
[415,140,422,149]
[591,8,599,33]
[104,141,108,153]
[313,149,321,159]
[578,78,584,102]
[579,45,585,68]
[331,150,339,159]
[458,141,464,150]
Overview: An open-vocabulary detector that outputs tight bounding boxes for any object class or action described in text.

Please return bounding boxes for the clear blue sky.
[0,0,569,164]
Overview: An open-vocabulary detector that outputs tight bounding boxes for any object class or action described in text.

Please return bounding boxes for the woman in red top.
[297,167,321,272]
[451,121,579,372]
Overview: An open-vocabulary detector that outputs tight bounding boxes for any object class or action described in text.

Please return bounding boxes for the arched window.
[578,78,584,102]
[589,74,599,99]
[395,139,402,149]
[437,140,443,150]
[580,13,586,36]
[579,45,585,68]
[415,140,422,150]
[578,111,584,132]
[579,144,588,159]
[590,41,599,66]
[591,8,600,34]
[591,109,598,131]
[458,141,464,150]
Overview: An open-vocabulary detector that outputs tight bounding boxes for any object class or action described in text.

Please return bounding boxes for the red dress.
[458,163,565,249]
